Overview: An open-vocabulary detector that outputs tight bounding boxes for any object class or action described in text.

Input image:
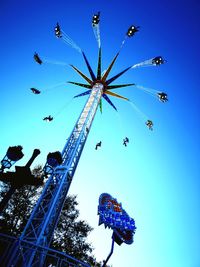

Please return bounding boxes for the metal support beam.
[6,84,103,267]
[102,238,115,267]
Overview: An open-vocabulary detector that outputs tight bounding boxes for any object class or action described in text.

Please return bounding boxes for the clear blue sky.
[1,0,200,266]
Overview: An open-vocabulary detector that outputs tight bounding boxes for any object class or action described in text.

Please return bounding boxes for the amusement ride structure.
[0,12,167,267]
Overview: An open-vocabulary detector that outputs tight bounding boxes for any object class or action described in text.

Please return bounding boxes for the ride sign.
[98,193,136,245]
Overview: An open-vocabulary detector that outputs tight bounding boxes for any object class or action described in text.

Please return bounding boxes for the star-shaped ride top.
[68,48,134,111]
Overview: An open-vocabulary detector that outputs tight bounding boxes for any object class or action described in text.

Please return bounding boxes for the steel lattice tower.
[6,47,136,266]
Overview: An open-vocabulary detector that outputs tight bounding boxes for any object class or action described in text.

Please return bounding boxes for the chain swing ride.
[3,11,167,267]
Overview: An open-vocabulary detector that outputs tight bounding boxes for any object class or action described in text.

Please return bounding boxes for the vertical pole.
[102,238,115,267]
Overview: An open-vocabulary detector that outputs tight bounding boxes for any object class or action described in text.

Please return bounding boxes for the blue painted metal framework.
[0,233,90,267]
[4,84,103,266]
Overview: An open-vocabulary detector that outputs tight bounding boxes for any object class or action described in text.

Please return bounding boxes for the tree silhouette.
[0,165,43,236]
[0,165,107,266]
[51,194,101,266]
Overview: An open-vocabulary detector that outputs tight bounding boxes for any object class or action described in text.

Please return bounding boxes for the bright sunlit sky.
[1,0,200,266]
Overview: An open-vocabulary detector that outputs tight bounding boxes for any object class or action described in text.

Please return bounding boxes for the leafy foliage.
[51,195,100,266]
[0,165,105,266]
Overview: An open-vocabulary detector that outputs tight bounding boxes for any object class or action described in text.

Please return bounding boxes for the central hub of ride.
[93,82,104,94]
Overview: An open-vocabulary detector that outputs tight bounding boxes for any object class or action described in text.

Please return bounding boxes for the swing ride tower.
[5,84,102,267]
[1,13,167,267]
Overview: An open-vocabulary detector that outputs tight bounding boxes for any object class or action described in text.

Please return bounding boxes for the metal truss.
[0,233,90,267]
[5,84,103,267]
